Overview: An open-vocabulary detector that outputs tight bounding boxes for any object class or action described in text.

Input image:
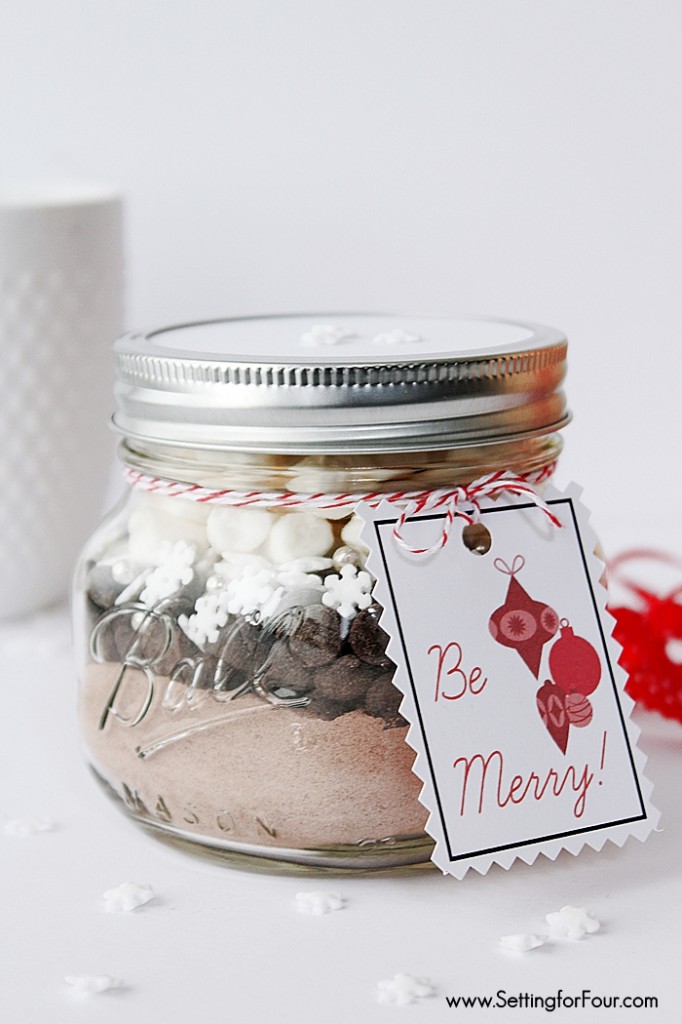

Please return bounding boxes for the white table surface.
[1,604,679,1023]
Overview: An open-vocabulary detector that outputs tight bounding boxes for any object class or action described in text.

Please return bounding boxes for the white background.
[1,0,681,552]
[1,4,681,1022]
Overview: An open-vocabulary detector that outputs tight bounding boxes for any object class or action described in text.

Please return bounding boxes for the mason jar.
[73,314,569,871]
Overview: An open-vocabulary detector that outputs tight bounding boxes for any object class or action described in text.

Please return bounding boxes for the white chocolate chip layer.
[207,506,275,554]
[267,512,333,564]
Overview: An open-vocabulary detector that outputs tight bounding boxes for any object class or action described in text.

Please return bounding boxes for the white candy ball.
[280,556,333,573]
[207,506,274,554]
[133,491,210,524]
[332,545,361,569]
[340,515,369,555]
[289,457,404,492]
[127,507,209,566]
[307,505,353,521]
[111,559,135,585]
[267,512,334,564]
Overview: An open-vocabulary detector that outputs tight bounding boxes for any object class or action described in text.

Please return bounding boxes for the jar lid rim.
[112,312,570,453]
[117,311,565,366]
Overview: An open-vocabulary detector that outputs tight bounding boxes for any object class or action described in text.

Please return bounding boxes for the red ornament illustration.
[488,556,559,678]
[565,692,593,727]
[536,680,569,753]
[549,620,601,696]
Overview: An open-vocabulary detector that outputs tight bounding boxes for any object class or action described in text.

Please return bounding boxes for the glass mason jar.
[73,314,569,872]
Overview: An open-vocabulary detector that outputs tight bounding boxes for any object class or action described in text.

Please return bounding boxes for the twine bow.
[392,470,562,556]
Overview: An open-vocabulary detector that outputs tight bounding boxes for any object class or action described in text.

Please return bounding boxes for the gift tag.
[358,484,658,878]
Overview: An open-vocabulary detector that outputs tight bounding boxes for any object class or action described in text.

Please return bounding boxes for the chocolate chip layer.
[91,609,199,675]
[258,641,315,696]
[289,605,343,667]
[365,672,407,728]
[313,654,378,706]
[216,618,263,671]
[348,604,392,667]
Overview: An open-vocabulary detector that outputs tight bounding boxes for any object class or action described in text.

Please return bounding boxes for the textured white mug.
[0,182,123,618]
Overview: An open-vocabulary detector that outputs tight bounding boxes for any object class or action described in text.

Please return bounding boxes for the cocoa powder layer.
[80,662,427,849]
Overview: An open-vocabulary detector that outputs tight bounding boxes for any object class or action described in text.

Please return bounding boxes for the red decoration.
[565,692,593,727]
[488,556,606,752]
[489,556,559,678]
[607,550,682,724]
[536,680,569,753]
[548,621,602,696]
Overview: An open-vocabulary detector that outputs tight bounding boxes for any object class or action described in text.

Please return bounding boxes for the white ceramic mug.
[0,182,123,618]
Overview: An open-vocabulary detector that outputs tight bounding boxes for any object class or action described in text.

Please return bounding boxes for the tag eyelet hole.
[462,522,492,556]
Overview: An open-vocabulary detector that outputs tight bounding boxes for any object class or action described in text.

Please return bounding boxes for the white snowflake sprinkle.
[499,933,546,952]
[299,324,356,347]
[371,328,423,346]
[295,891,345,915]
[376,973,436,1006]
[276,569,323,590]
[179,590,231,646]
[65,974,124,997]
[102,882,154,913]
[322,564,373,619]
[139,541,196,608]
[226,565,282,619]
[545,905,600,940]
[213,553,273,581]
[3,817,55,837]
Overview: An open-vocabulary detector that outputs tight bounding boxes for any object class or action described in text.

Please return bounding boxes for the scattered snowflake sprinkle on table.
[295,891,345,915]
[64,975,124,997]
[499,933,546,952]
[545,905,600,939]
[376,973,436,1006]
[3,817,55,837]
[102,882,154,913]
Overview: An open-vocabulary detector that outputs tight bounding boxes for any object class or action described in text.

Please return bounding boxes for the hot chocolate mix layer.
[81,662,428,849]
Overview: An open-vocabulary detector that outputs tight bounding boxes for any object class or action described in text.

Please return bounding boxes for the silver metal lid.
[113,313,569,453]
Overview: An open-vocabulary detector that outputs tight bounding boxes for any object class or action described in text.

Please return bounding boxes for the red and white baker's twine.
[124,461,560,557]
